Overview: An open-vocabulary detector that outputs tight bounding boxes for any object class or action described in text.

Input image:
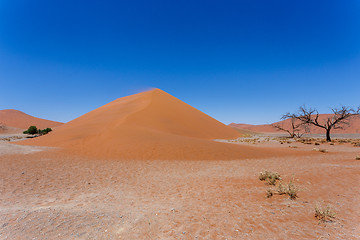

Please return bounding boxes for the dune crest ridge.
[0,109,63,130]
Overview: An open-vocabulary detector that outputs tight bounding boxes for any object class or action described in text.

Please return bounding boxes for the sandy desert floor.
[0,138,360,240]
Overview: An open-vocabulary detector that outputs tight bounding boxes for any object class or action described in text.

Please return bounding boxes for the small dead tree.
[284,106,360,142]
[272,116,308,138]
[0,122,7,132]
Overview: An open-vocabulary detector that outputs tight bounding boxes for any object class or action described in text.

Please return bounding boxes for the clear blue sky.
[1,0,359,124]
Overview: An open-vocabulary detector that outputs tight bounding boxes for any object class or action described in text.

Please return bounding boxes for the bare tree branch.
[272,115,308,138]
[0,122,7,132]
[285,105,360,142]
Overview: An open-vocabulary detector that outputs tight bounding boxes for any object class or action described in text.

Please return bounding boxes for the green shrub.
[26,126,38,135]
[43,128,52,134]
[24,126,52,135]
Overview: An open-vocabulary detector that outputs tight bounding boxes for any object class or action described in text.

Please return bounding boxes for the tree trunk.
[326,128,331,142]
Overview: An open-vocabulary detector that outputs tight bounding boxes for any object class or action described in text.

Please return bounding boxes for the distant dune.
[230,114,360,134]
[18,89,303,160]
[0,109,63,133]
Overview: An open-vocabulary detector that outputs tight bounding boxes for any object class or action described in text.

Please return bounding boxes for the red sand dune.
[18,89,308,160]
[230,114,360,134]
[0,109,63,131]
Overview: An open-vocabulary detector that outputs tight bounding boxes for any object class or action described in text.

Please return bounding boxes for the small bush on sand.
[259,171,281,185]
[315,203,336,222]
[26,126,38,135]
[277,182,287,195]
[23,126,52,135]
[286,179,298,199]
[314,148,328,153]
[277,178,298,199]
[356,156,360,160]
[43,128,52,134]
[260,172,299,200]
[266,175,278,186]
[266,189,273,198]
[38,128,52,135]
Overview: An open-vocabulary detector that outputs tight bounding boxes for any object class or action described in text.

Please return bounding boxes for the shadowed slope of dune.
[18,89,310,160]
[0,109,63,130]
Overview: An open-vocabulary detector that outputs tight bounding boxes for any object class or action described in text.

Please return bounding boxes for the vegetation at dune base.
[23,126,52,135]
[41,128,53,134]
[23,126,38,134]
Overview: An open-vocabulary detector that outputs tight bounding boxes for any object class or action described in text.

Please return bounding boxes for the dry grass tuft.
[263,174,299,200]
[277,182,287,195]
[315,203,336,222]
[277,178,298,199]
[313,148,328,153]
[259,171,281,185]
[319,148,328,153]
[289,145,298,148]
[266,189,273,198]
[286,179,298,199]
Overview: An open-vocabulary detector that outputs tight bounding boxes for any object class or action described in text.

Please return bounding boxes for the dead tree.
[0,122,7,132]
[284,106,360,142]
[272,116,308,138]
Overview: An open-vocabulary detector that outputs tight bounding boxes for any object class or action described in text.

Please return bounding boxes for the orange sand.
[0,109,63,130]
[1,141,359,239]
[18,89,310,160]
